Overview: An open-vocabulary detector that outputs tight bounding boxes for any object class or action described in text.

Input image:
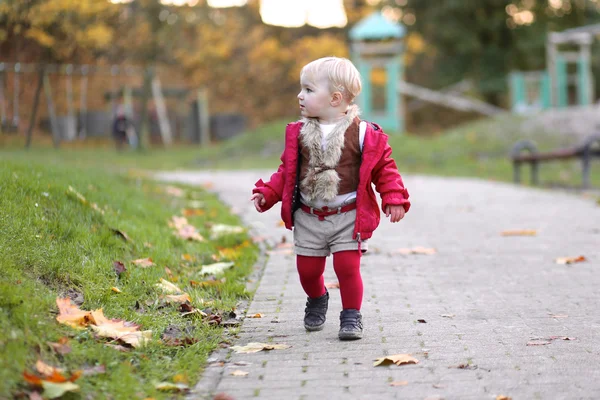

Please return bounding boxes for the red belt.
[300,202,357,221]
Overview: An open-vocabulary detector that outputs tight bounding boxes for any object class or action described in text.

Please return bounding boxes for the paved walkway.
[156,171,600,400]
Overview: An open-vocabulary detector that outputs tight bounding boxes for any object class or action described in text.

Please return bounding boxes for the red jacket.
[252,121,410,241]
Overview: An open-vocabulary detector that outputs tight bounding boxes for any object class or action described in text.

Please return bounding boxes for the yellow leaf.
[154,382,189,392]
[89,309,151,348]
[555,255,586,264]
[36,360,64,377]
[394,247,436,255]
[55,298,92,329]
[111,287,122,293]
[501,230,537,236]
[249,313,264,318]
[41,381,79,399]
[389,381,409,386]
[230,370,249,376]
[230,342,291,354]
[373,354,419,367]
[496,396,512,400]
[165,293,192,303]
[156,278,183,294]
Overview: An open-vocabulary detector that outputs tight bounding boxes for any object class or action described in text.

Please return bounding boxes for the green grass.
[2,113,598,188]
[0,159,259,399]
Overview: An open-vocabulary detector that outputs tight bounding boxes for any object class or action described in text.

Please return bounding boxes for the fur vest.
[298,105,361,202]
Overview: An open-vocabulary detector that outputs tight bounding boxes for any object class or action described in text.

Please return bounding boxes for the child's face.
[297,73,335,121]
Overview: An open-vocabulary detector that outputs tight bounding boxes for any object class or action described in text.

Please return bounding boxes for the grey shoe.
[303,291,329,331]
[338,309,363,340]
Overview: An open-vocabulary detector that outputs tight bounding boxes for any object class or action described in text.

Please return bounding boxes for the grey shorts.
[293,208,368,257]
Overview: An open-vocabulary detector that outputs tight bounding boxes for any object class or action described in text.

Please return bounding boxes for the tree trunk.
[25,67,45,149]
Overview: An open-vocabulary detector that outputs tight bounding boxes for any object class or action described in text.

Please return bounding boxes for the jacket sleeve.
[252,149,286,212]
[371,139,411,213]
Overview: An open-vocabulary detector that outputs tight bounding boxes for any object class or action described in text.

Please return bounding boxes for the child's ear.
[330,92,343,107]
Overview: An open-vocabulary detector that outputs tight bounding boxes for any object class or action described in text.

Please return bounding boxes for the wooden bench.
[510,133,600,189]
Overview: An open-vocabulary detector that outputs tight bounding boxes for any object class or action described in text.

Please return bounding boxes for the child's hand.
[385,205,405,223]
[250,193,266,212]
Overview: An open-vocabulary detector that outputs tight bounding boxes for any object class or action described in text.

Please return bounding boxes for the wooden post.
[43,70,60,148]
[151,76,173,146]
[197,88,210,146]
[25,67,45,149]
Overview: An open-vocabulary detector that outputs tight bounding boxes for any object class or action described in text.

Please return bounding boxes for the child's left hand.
[385,205,405,223]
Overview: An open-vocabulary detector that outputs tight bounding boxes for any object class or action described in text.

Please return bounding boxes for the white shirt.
[300,121,367,209]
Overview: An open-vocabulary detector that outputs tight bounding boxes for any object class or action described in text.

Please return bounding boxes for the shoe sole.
[305,323,325,332]
[338,332,363,340]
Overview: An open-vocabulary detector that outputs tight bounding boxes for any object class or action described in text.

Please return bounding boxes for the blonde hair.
[301,57,362,102]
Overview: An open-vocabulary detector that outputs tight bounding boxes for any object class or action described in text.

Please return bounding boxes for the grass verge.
[0,158,259,399]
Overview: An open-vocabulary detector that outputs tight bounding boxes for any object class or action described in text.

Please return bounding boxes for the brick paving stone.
[156,171,600,400]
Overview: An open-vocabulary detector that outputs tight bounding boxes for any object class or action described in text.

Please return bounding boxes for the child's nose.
[297,92,303,99]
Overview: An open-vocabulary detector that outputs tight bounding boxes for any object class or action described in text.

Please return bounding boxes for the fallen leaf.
[175,225,205,242]
[55,298,92,329]
[89,309,152,348]
[440,314,455,318]
[110,228,131,242]
[47,338,71,355]
[165,186,185,197]
[373,354,419,367]
[417,319,427,323]
[156,278,183,294]
[213,393,235,400]
[433,384,446,389]
[41,381,80,399]
[230,370,249,377]
[393,247,436,255]
[526,340,552,346]
[103,343,130,352]
[165,294,192,303]
[131,258,155,268]
[249,313,264,318]
[549,314,568,319]
[448,364,478,370]
[230,342,291,354]
[36,360,64,377]
[548,336,576,341]
[155,382,189,392]
[199,262,234,276]
[389,381,409,386]
[113,261,127,276]
[183,208,205,217]
[190,279,222,288]
[555,255,586,264]
[169,216,189,229]
[496,396,512,400]
[111,287,122,294]
[325,282,340,289]
[501,230,537,236]
[181,253,194,262]
[210,224,245,239]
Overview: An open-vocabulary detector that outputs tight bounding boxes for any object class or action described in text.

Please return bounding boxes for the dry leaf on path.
[496,396,512,400]
[325,282,340,289]
[230,342,291,354]
[373,354,419,367]
[111,287,121,294]
[549,314,568,319]
[555,255,586,264]
[501,230,537,236]
[249,313,264,318]
[155,382,189,392]
[393,247,436,255]
[390,381,409,386]
[230,370,249,377]
[440,314,455,318]
[165,293,192,303]
[131,258,155,268]
[89,309,152,348]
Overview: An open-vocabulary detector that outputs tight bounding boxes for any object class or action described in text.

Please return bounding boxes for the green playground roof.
[349,12,406,41]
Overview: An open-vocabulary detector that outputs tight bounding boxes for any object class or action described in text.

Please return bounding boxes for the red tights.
[296,250,363,310]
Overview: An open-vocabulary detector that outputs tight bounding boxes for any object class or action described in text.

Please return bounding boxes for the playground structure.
[509,23,600,113]
[350,12,506,133]
[0,62,219,146]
